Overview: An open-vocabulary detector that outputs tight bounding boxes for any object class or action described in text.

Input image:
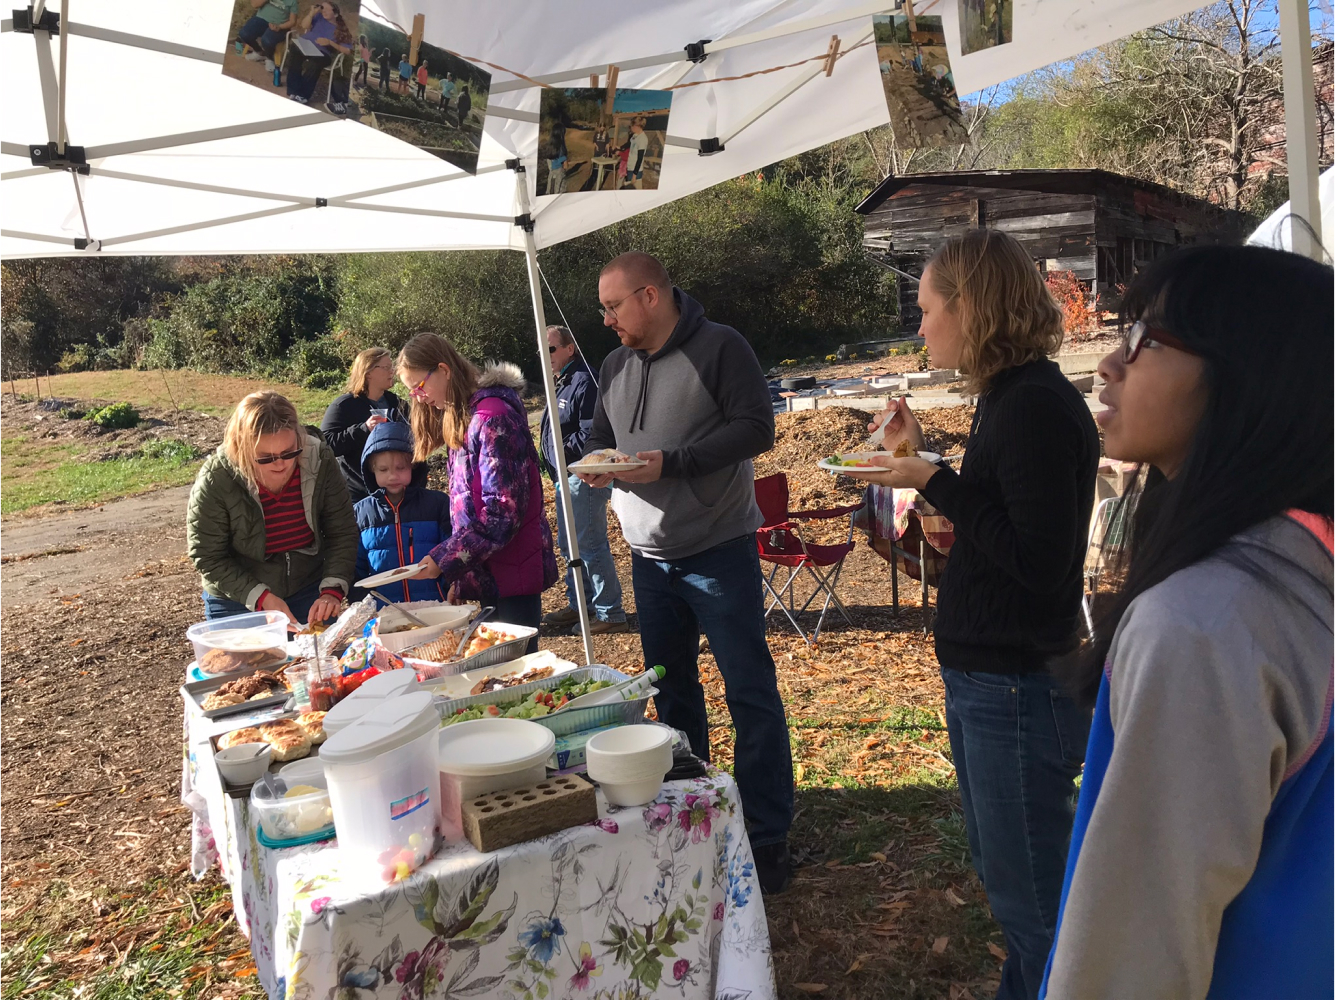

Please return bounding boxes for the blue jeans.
[942,667,1089,1000]
[631,534,793,847]
[556,475,625,622]
[237,15,284,58]
[201,580,323,624]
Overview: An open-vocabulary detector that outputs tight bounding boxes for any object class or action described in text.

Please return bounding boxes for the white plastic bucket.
[321,692,440,879]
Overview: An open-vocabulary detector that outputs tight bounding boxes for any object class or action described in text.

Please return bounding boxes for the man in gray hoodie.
[576,252,794,893]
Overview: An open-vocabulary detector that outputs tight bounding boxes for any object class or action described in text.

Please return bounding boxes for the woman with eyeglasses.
[846,229,1100,1000]
[397,333,557,651]
[1038,245,1333,999]
[320,347,423,502]
[187,391,358,627]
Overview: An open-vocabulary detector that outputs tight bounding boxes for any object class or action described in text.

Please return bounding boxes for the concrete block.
[1057,353,1102,375]
[1068,374,1095,393]
[787,397,818,412]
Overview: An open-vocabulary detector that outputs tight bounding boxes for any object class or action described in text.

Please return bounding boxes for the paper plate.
[355,564,424,589]
[818,451,942,473]
[569,450,647,475]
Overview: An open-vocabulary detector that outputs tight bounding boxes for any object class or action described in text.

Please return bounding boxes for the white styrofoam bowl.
[377,603,479,653]
[599,776,665,808]
[586,725,674,785]
[214,742,273,785]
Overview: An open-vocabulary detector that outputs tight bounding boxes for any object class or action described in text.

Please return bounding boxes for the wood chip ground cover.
[1,403,1003,999]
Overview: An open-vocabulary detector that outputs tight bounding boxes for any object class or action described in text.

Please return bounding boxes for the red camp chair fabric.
[753,473,863,643]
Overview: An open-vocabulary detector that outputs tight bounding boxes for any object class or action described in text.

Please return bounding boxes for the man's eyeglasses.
[1122,319,1195,364]
[598,286,647,320]
[256,447,302,465]
[548,345,558,354]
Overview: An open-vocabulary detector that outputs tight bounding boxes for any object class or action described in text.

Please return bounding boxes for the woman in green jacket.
[187,391,358,626]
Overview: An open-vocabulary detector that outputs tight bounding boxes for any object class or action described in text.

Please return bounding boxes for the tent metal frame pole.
[95,202,309,248]
[515,170,596,666]
[56,0,68,149]
[62,21,223,64]
[1277,0,1322,259]
[720,24,873,146]
[82,112,329,160]
[32,21,59,141]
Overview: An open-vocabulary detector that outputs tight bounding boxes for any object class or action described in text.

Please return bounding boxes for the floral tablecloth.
[183,701,776,1000]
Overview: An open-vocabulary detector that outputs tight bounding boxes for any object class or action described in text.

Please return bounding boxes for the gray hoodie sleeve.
[661,327,774,479]
[1046,520,1333,1000]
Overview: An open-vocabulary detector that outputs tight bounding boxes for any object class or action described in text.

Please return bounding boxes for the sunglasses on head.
[1121,319,1196,364]
[256,447,302,465]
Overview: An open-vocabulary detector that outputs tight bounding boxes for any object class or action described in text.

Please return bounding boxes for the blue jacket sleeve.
[562,370,598,465]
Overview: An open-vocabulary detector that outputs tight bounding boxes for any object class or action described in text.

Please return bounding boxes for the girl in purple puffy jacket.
[397,333,557,651]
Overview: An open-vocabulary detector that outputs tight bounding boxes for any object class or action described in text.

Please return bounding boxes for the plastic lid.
[323,668,420,735]
[320,692,439,766]
[437,718,556,776]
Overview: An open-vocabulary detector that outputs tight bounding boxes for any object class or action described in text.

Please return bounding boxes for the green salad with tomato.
[442,677,615,726]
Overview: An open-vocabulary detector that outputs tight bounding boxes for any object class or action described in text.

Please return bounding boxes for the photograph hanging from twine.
[221,0,491,174]
[958,0,1014,55]
[537,88,674,195]
[222,0,361,115]
[873,11,967,149]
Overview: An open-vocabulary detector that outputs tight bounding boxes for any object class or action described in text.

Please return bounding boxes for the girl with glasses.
[396,333,558,651]
[187,391,358,628]
[1041,245,1333,998]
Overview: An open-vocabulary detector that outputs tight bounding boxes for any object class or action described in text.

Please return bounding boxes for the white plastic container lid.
[323,668,420,736]
[437,718,556,777]
[321,692,439,766]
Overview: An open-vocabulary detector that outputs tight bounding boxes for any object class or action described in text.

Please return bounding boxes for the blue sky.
[958,3,1329,105]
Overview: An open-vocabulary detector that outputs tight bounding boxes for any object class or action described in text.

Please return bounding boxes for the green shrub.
[291,338,350,389]
[139,438,200,462]
[57,343,94,373]
[59,406,86,420]
[85,402,140,429]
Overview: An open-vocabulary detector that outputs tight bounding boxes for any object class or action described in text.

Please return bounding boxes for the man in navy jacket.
[539,325,627,634]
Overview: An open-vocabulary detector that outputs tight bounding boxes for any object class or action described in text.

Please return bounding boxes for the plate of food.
[182,669,291,719]
[426,650,579,699]
[569,449,648,475]
[355,564,424,589]
[818,448,942,473]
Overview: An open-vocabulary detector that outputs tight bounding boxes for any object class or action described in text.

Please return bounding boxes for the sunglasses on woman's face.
[256,447,302,465]
[1122,319,1196,364]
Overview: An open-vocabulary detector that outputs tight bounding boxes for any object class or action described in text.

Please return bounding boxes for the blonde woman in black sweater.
[850,230,1099,1000]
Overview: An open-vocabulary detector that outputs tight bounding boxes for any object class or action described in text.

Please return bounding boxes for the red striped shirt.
[260,468,314,557]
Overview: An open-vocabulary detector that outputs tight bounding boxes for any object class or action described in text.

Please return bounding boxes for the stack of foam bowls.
[320,691,440,880]
[323,668,420,738]
[585,725,674,807]
[436,718,555,842]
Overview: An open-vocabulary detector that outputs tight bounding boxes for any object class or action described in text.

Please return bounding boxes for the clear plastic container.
[188,611,290,677]
[250,772,334,845]
[321,692,440,880]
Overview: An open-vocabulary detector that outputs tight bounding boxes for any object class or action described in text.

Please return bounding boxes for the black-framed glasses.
[256,447,302,465]
[1122,319,1196,364]
[548,344,558,354]
[598,286,647,320]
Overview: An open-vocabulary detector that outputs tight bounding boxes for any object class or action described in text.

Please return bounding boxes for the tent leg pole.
[1278,0,1322,259]
[516,177,596,667]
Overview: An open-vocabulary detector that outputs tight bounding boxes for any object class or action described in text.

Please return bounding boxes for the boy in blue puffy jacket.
[353,421,451,605]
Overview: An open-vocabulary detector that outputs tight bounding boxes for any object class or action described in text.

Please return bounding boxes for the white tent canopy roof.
[1247,165,1334,258]
[1,0,1208,258]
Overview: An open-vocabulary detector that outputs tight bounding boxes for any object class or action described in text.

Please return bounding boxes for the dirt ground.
[2,396,226,466]
[0,404,999,999]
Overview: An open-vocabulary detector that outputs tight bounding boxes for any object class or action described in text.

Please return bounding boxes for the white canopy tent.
[1,0,1324,660]
[1247,165,1335,257]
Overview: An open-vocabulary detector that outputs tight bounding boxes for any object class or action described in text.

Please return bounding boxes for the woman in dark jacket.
[849,229,1099,1000]
[321,347,425,502]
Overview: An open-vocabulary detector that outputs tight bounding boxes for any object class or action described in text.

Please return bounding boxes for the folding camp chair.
[753,473,864,643]
[1082,494,1130,639]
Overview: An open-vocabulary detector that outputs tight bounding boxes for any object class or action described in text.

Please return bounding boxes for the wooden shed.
[855,169,1251,327]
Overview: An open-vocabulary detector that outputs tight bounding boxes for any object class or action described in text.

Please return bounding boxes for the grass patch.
[17,370,339,421]
[1,877,263,1000]
[0,439,203,514]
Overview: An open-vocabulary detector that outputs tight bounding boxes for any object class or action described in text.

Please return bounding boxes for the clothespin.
[824,35,841,77]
